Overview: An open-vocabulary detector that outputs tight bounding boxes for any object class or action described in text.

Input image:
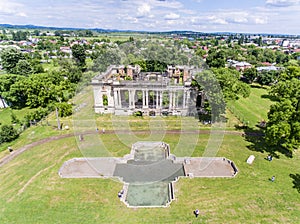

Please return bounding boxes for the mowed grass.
[0,85,299,223]
[0,132,299,223]
[227,85,274,128]
[0,107,37,126]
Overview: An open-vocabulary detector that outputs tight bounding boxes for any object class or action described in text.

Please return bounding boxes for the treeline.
[266,67,300,154]
[0,46,94,145]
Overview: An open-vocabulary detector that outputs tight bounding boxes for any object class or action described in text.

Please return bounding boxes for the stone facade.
[91,65,198,116]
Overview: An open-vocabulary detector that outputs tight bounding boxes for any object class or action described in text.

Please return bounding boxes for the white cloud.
[137,3,151,17]
[151,0,183,9]
[0,0,298,34]
[254,17,268,24]
[207,16,228,25]
[164,13,180,20]
[16,12,27,17]
[0,0,25,15]
[266,0,300,7]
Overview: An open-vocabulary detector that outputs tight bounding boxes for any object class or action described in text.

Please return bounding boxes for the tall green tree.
[257,70,278,86]
[14,59,32,76]
[0,48,25,73]
[0,75,27,108]
[206,49,226,68]
[71,44,86,67]
[212,68,250,100]
[266,78,300,153]
[92,48,122,72]
[266,98,300,153]
[58,58,82,83]
[243,68,258,83]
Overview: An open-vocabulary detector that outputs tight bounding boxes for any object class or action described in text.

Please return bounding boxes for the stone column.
[118,90,121,108]
[98,92,103,107]
[183,90,186,108]
[146,91,149,108]
[156,91,159,109]
[142,90,145,108]
[107,89,114,108]
[186,90,190,107]
[160,91,163,108]
[132,90,136,108]
[173,92,176,109]
[169,91,173,110]
[128,90,132,109]
[114,89,118,107]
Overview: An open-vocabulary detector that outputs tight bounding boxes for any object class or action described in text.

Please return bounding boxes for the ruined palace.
[91,65,198,116]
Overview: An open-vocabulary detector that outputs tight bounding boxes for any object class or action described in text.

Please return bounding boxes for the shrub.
[0,125,19,144]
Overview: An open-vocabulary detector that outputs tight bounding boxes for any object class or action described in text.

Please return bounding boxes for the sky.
[0,0,299,34]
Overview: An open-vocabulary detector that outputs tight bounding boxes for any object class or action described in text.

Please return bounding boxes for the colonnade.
[112,88,190,110]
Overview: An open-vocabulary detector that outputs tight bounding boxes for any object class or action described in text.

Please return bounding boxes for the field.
[0,86,299,223]
[0,133,299,223]
[227,85,274,128]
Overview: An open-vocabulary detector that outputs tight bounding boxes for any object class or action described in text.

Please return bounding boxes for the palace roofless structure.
[92,65,199,116]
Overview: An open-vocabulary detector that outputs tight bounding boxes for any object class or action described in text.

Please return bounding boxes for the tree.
[71,44,86,67]
[0,75,27,108]
[33,29,40,36]
[135,60,167,72]
[195,48,206,58]
[91,48,122,72]
[0,48,25,73]
[266,99,300,153]
[269,78,300,99]
[12,31,28,41]
[243,68,257,83]
[278,66,300,81]
[0,125,19,144]
[238,35,244,45]
[4,71,75,109]
[206,49,226,68]
[212,68,250,100]
[10,111,19,124]
[31,59,44,74]
[276,52,289,65]
[24,72,74,108]
[257,70,278,86]
[193,70,226,122]
[263,49,276,63]
[58,58,82,83]
[14,59,32,76]
[266,78,300,154]
[56,102,72,117]
[54,30,61,36]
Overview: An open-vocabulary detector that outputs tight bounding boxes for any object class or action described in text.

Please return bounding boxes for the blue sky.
[0,0,299,34]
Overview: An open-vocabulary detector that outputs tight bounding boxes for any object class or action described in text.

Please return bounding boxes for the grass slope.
[0,133,299,223]
[227,86,274,128]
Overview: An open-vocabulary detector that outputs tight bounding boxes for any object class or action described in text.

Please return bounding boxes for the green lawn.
[0,133,299,223]
[0,85,299,223]
[0,111,74,156]
[227,85,275,128]
[0,107,37,127]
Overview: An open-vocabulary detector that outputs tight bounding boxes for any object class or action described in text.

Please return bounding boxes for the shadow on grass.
[290,173,300,193]
[261,94,278,102]
[250,85,268,90]
[235,124,293,158]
